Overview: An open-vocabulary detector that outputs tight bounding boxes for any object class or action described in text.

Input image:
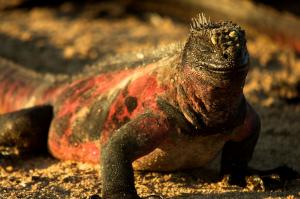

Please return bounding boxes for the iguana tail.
[0,57,60,113]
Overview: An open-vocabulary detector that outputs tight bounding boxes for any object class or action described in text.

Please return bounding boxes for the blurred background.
[0,0,299,198]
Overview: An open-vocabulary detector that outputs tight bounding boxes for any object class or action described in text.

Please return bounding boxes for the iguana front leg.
[101,113,169,199]
[221,103,299,188]
[0,105,53,156]
[220,105,260,186]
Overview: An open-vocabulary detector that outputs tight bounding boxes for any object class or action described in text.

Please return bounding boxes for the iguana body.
[0,15,297,199]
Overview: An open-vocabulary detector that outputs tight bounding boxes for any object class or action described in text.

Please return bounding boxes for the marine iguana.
[0,14,298,199]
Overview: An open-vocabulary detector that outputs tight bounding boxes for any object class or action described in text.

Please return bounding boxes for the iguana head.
[176,15,249,129]
[182,14,249,79]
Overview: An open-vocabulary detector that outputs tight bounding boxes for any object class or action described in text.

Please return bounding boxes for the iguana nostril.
[223,53,229,59]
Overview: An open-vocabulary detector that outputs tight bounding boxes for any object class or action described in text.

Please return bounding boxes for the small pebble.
[5,166,13,172]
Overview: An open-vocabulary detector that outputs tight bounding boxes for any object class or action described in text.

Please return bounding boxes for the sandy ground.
[0,2,299,199]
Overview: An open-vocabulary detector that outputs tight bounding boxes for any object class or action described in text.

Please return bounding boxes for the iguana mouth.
[197,55,249,74]
[204,63,249,74]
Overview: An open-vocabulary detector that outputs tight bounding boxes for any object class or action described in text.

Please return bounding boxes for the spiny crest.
[190,13,211,31]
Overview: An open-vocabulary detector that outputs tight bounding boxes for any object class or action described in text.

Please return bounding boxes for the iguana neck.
[176,66,246,130]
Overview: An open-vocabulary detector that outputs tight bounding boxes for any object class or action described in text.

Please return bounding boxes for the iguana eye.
[198,45,211,52]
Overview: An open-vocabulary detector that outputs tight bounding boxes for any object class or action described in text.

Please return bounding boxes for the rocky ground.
[0,1,299,199]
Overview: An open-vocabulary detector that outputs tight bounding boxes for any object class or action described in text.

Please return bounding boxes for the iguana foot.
[225,166,299,191]
[0,105,53,156]
[224,167,247,187]
[259,165,299,190]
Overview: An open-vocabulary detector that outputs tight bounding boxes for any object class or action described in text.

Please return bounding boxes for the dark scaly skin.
[0,15,298,199]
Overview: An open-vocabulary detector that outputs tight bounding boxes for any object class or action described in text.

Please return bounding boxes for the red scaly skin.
[48,65,169,163]
[0,59,171,164]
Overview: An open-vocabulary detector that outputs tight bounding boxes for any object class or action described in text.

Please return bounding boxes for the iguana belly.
[133,133,227,171]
